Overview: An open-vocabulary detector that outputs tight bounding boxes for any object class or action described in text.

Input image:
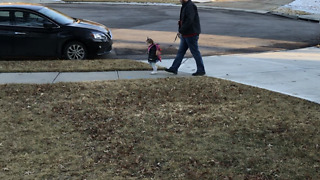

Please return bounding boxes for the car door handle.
[15,32,26,35]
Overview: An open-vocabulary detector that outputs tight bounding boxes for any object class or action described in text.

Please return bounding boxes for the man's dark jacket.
[179,0,201,35]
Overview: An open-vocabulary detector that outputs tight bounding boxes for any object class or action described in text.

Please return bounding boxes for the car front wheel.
[64,42,87,60]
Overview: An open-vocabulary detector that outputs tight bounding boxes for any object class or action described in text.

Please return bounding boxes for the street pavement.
[201,0,320,22]
[0,0,320,104]
[0,0,62,3]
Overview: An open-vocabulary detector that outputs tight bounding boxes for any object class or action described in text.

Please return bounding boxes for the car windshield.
[38,7,74,25]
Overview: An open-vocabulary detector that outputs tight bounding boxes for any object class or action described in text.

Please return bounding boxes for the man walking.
[165,0,206,76]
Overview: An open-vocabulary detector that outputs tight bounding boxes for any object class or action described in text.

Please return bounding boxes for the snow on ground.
[280,0,320,14]
[193,0,320,15]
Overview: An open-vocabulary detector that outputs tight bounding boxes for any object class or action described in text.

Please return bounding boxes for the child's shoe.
[150,71,157,75]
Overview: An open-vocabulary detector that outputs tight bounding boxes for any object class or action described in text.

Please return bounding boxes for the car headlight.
[107,30,112,39]
[91,32,107,40]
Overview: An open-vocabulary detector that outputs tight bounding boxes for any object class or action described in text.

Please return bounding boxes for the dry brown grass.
[274,7,311,16]
[1,77,319,179]
[0,59,161,72]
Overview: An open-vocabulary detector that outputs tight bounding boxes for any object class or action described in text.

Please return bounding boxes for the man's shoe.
[192,72,206,76]
[165,68,177,75]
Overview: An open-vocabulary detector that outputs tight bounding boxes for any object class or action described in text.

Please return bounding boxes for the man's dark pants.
[169,35,205,73]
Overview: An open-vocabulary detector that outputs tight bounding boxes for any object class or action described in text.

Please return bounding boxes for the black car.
[0,3,112,60]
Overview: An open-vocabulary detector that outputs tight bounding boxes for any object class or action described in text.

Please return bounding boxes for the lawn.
[0,59,158,72]
[1,77,319,179]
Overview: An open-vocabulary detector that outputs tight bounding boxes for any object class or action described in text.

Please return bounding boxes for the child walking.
[146,37,161,75]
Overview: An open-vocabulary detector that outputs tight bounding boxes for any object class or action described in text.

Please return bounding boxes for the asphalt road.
[47,3,320,60]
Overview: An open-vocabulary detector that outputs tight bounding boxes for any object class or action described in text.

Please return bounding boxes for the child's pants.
[149,62,157,72]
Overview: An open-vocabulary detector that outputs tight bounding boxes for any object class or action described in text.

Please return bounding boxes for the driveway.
[46,3,320,60]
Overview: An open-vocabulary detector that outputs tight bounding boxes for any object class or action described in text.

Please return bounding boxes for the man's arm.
[179,4,196,34]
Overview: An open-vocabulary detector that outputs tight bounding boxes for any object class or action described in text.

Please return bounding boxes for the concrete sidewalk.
[158,47,320,104]
[0,70,189,84]
[1,47,320,104]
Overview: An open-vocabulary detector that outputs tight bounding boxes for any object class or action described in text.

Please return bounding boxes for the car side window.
[14,11,47,28]
[0,10,11,25]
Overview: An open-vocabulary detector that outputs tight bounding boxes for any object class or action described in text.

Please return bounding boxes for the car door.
[0,10,14,57]
[12,10,60,57]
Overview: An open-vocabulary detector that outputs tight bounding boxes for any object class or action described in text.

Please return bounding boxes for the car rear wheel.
[64,42,87,60]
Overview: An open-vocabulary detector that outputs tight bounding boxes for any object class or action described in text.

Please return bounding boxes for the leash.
[174,33,181,42]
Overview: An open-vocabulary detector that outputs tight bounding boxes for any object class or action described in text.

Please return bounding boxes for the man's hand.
[174,33,181,42]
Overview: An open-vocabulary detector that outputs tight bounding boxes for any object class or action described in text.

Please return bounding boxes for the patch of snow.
[283,0,320,14]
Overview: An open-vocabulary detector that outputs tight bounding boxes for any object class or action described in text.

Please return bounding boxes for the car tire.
[64,41,87,60]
